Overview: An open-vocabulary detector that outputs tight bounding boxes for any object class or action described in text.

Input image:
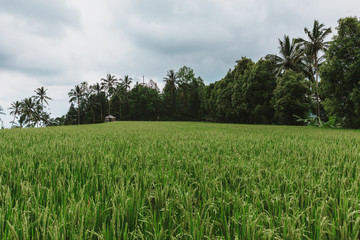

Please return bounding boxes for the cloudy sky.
[0,0,359,127]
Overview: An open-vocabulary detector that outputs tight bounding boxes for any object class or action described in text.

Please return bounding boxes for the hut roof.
[105,115,116,119]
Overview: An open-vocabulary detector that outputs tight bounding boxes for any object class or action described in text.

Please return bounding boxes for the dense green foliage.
[320,17,360,128]
[273,70,310,125]
[1,122,360,239]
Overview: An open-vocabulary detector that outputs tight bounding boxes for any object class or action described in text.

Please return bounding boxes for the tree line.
[1,16,360,128]
[62,66,205,125]
[1,87,53,128]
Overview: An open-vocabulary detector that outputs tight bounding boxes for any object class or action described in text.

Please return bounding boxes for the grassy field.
[0,122,360,239]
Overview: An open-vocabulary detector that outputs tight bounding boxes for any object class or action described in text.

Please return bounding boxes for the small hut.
[104,115,116,122]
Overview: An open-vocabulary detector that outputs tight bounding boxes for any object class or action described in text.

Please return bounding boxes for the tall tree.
[163,70,178,118]
[176,66,205,120]
[34,86,52,109]
[101,74,118,116]
[90,83,105,121]
[300,20,332,119]
[122,75,132,114]
[320,17,360,128]
[86,93,100,124]
[9,101,21,128]
[68,85,84,125]
[19,98,38,127]
[122,75,133,92]
[113,84,125,120]
[163,70,178,100]
[267,35,305,76]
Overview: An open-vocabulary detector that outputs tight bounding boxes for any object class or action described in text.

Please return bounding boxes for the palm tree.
[87,93,100,124]
[113,85,125,119]
[68,85,84,125]
[9,101,21,128]
[164,69,178,98]
[299,20,332,119]
[101,74,118,116]
[90,83,105,121]
[20,98,38,127]
[163,70,179,115]
[122,75,132,114]
[34,87,52,109]
[122,75,133,92]
[267,35,305,76]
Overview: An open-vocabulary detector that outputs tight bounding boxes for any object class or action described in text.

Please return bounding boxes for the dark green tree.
[176,66,205,120]
[64,103,78,125]
[272,70,310,125]
[320,17,360,128]
[163,70,179,119]
[242,59,277,124]
[129,83,162,120]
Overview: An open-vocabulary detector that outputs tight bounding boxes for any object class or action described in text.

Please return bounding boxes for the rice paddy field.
[1,122,360,239]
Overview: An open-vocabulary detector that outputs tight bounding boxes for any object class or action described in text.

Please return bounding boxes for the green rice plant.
[0,122,360,239]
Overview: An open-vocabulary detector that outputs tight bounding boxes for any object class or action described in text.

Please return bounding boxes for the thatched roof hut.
[104,115,116,122]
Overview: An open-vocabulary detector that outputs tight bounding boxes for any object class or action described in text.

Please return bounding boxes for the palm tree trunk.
[315,58,321,121]
[100,104,103,122]
[108,100,111,116]
[119,99,122,120]
[11,115,16,128]
[92,108,95,123]
[77,99,80,125]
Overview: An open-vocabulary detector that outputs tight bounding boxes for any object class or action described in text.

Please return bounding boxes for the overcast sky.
[0,0,359,127]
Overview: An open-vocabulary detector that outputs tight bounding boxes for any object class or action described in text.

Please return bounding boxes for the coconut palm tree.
[87,93,101,124]
[267,35,306,76]
[34,86,52,109]
[163,70,178,101]
[68,85,84,125]
[113,85,125,120]
[299,20,332,119]
[101,74,118,116]
[122,75,132,92]
[20,98,38,127]
[121,75,132,114]
[9,101,21,128]
[90,83,105,121]
[163,70,179,115]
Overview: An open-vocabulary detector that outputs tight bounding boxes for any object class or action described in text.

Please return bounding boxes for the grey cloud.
[0,43,62,78]
[1,0,360,122]
[0,0,80,37]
